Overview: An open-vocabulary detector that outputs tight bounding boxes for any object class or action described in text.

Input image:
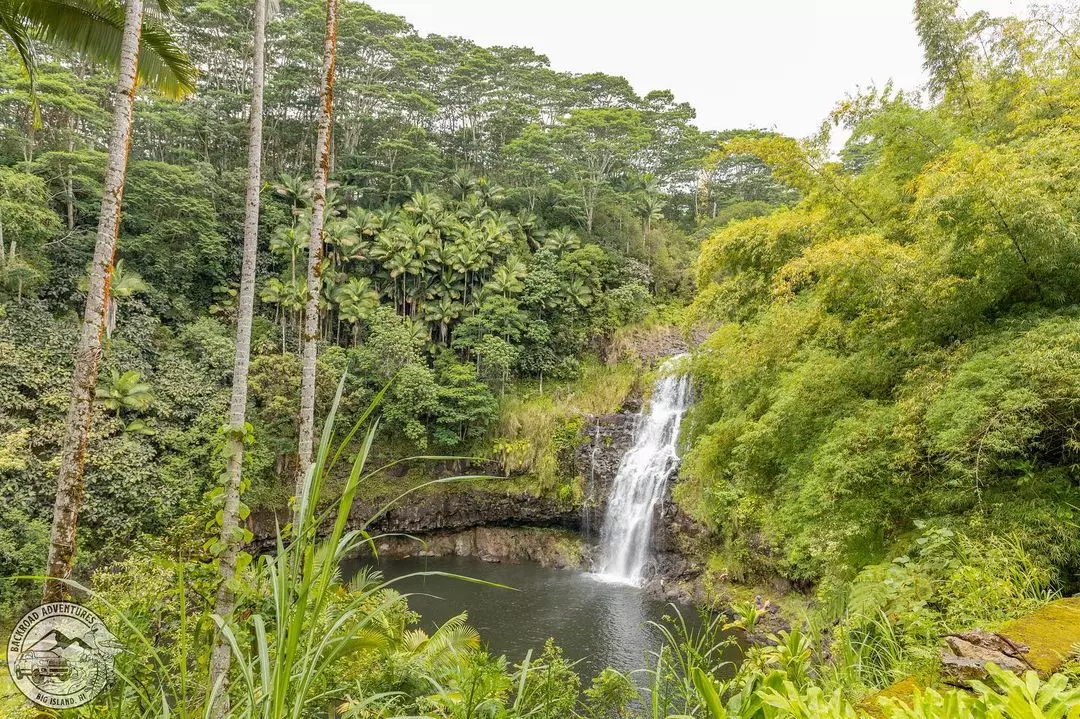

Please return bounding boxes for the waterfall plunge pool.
[343,554,741,681]
[341,359,728,682]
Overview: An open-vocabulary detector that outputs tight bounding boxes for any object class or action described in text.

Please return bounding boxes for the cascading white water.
[595,356,691,585]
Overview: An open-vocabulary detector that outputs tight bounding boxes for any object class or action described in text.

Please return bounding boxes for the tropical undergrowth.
[670,2,1080,702]
[1,374,1076,717]
[1,376,641,719]
[642,602,1080,719]
[494,357,640,498]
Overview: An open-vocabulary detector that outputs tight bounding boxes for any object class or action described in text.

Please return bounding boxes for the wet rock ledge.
[373,526,589,569]
[250,483,583,550]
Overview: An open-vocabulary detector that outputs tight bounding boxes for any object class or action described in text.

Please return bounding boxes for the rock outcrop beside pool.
[372,526,588,569]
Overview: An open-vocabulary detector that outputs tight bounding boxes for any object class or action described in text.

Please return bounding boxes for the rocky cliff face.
[575,403,639,539]
[373,526,588,569]
[250,484,581,549]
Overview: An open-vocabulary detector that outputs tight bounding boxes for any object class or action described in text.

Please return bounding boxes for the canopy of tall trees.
[0,0,787,590]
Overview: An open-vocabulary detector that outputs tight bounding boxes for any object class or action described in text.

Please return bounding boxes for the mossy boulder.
[863,596,1080,715]
[998,596,1080,676]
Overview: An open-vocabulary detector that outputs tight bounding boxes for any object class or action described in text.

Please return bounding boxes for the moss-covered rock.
[999,596,1080,676]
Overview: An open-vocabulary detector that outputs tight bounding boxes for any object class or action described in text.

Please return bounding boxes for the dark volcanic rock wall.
[576,403,639,538]
[250,486,581,548]
[374,526,588,569]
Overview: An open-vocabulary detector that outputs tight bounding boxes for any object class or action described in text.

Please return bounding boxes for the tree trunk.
[66,169,75,231]
[208,0,267,707]
[296,0,339,499]
[44,0,144,602]
[66,115,77,231]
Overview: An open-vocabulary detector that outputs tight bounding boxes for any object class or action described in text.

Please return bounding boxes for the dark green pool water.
[341,554,740,680]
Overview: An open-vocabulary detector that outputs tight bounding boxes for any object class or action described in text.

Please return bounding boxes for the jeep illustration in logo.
[7,602,122,709]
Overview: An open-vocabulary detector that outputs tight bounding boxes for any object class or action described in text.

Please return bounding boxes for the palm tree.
[517,209,543,249]
[107,260,147,338]
[636,193,664,251]
[435,266,464,301]
[94,368,152,417]
[269,222,306,283]
[79,258,147,338]
[383,247,410,315]
[1,0,195,106]
[424,296,462,345]
[260,277,307,352]
[273,172,311,211]
[335,277,379,344]
[563,276,594,308]
[398,218,435,315]
[296,0,340,499]
[488,256,526,298]
[337,231,368,266]
[448,167,477,201]
[45,0,195,602]
[402,316,429,348]
[322,215,355,273]
[348,207,382,239]
[403,190,444,226]
[544,227,580,255]
[455,193,492,223]
[317,260,338,335]
[209,0,268,706]
[475,176,505,206]
[446,232,482,307]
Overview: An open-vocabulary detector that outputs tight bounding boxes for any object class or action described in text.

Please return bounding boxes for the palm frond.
[0,1,35,84]
[13,0,196,99]
[348,565,384,594]
[403,628,429,652]
[424,612,481,659]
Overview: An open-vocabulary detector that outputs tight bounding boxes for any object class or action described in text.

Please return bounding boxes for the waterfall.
[595,356,691,585]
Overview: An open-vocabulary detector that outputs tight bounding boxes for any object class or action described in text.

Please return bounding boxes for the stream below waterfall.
[343,555,740,681]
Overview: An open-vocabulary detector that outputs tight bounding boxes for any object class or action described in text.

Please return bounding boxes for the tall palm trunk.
[208,0,267,705]
[296,0,338,499]
[44,0,144,602]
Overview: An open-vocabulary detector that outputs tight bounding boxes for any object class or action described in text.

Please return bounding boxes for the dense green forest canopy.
[0,0,789,584]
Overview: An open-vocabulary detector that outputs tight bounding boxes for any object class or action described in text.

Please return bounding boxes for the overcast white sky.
[364,0,1023,138]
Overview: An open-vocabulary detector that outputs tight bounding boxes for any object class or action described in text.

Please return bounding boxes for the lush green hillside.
[2,0,1080,716]
[0,0,791,610]
[677,0,1080,693]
